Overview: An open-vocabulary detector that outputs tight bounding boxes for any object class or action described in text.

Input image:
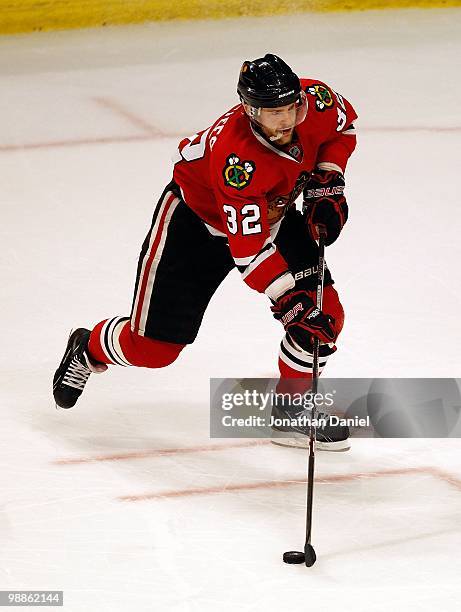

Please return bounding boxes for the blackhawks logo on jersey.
[223,154,255,190]
[306,84,334,112]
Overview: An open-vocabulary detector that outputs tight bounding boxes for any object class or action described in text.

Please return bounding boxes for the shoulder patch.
[222,154,255,190]
[305,84,334,112]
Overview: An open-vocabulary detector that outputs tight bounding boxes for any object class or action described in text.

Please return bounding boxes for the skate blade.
[271,431,351,452]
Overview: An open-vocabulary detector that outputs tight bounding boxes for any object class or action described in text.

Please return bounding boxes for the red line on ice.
[53,439,271,465]
[117,466,461,502]
[0,134,157,151]
[93,96,164,136]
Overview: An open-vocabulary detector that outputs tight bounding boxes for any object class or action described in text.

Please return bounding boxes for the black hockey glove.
[304,169,348,246]
[271,289,337,351]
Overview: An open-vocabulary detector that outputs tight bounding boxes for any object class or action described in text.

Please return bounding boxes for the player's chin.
[278,129,293,144]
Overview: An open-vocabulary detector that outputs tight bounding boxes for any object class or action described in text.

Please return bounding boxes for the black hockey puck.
[304,544,317,567]
[283,551,305,564]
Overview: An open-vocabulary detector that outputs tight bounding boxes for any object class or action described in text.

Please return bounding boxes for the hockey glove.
[271,289,337,351]
[304,169,348,246]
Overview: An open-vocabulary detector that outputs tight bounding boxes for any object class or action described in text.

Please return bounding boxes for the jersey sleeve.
[301,79,358,174]
[211,152,295,300]
[316,87,358,173]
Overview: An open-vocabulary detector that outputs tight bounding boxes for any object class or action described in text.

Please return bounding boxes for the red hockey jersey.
[173,78,357,300]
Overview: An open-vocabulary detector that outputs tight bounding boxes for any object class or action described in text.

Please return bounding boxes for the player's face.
[258,103,297,144]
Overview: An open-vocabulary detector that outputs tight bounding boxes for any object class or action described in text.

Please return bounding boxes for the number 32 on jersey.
[223,203,261,235]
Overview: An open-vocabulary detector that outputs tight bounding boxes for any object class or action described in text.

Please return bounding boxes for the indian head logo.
[306,84,334,112]
[223,154,255,190]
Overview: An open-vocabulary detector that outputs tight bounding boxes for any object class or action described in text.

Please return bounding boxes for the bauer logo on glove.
[304,185,345,198]
[272,289,337,351]
[280,302,304,326]
[303,169,348,246]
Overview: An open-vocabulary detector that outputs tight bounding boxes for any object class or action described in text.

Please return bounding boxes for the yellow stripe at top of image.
[1,0,461,35]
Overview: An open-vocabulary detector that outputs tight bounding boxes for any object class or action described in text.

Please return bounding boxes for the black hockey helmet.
[237,54,302,108]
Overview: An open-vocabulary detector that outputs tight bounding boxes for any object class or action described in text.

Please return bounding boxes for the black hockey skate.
[271,399,350,451]
[53,328,106,409]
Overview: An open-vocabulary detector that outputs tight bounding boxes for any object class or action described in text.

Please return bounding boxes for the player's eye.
[271,105,295,115]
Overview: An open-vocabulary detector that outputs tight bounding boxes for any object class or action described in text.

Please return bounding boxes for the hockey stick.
[304,228,326,566]
[283,228,326,567]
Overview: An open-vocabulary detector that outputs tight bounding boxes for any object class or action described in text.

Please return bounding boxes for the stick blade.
[304,543,316,567]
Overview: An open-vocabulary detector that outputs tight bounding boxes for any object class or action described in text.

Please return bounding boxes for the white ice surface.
[1,8,461,611]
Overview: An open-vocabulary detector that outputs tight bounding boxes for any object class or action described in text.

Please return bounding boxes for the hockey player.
[53,54,357,450]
